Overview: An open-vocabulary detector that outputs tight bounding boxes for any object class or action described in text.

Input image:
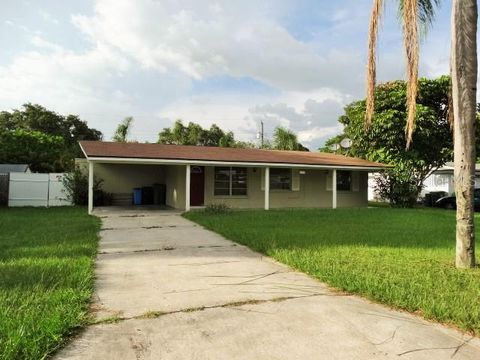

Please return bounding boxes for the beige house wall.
[76,159,368,209]
[91,163,166,193]
[165,165,186,210]
[203,166,368,209]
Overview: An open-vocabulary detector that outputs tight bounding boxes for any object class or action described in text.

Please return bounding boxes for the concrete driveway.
[56,208,480,360]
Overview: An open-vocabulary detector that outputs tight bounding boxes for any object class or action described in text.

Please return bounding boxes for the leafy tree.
[158,120,237,147]
[318,134,350,155]
[231,140,258,149]
[366,0,477,268]
[272,127,308,151]
[0,129,65,172]
[112,116,133,142]
[366,0,441,146]
[158,120,307,151]
[0,103,102,170]
[0,103,102,149]
[328,77,454,207]
[204,124,235,147]
[66,115,103,145]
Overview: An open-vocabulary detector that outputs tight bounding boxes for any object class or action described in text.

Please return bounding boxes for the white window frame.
[214,167,248,196]
[270,168,292,191]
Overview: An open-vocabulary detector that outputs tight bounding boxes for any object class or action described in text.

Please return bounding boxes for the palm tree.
[366,0,477,268]
[112,116,133,143]
[272,127,306,151]
[451,0,477,268]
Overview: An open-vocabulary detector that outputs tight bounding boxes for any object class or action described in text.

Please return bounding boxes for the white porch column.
[332,168,337,209]
[88,161,94,214]
[264,167,270,210]
[185,164,191,211]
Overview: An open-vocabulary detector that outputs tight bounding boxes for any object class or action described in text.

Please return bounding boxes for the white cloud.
[0,0,453,149]
[0,37,133,132]
[156,88,350,149]
[298,125,343,145]
[61,0,374,147]
[30,35,63,52]
[159,94,264,141]
[71,0,366,94]
[248,93,348,148]
[39,10,60,25]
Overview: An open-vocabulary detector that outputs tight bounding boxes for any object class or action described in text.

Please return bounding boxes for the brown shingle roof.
[79,141,386,168]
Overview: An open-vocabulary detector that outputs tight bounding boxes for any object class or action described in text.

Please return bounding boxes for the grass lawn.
[184,207,480,335]
[0,207,100,360]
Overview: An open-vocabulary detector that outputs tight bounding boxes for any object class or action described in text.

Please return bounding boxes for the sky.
[0,0,453,149]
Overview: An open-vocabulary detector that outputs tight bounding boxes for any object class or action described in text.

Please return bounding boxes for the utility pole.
[260,121,264,148]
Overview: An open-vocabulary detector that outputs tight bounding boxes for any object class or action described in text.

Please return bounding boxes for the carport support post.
[264,167,270,210]
[185,164,191,211]
[88,161,94,214]
[332,169,337,209]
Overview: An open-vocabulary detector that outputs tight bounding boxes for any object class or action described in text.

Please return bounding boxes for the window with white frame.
[214,167,248,196]
[270,168,292,190]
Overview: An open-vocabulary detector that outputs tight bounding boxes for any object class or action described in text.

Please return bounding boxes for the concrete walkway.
[56,209,480,359]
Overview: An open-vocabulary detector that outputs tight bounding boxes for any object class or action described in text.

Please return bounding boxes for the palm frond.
[398,0,441,37]
[402,0,419,148]
[365,0,385,127]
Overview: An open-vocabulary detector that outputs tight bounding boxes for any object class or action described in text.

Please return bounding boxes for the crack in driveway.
[91,293,325,326]
[397,336,474,358]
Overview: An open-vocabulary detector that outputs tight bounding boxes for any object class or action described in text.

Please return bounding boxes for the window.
[270,168,291,190]
[214,167,247,196]
[336,171,352,191]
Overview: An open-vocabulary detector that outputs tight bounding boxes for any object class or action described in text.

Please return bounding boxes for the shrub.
[62,167,110,206]
[374,170,421,208]
[204,202,231,214]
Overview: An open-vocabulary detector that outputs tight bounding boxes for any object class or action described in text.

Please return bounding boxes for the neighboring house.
[421,162,480,197]
[79,141,386,214]
[0,164,30,174]
[367,162,480,202]
[367,174,380,201]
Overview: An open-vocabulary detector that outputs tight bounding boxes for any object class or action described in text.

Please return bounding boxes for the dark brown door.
[190,166,205,206]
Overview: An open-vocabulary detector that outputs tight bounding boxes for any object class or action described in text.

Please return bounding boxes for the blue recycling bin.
[133,188,142,205]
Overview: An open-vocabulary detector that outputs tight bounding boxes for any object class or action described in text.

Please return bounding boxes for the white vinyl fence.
[8,172,72,207]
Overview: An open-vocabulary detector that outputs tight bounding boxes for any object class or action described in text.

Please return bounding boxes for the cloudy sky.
[1,0,452,149]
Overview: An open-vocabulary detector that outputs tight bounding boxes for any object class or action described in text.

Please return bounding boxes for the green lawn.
[184,208,480,335]
[0,207,100,360]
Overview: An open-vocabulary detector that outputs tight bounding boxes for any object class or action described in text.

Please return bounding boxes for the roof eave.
[79,142,89,160]
[85,156,386,171]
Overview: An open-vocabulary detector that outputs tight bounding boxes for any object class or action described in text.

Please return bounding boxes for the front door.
[190,166,205,206]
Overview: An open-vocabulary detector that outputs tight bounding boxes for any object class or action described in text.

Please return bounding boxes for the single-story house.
[421,162,480,196]
[368,162,480,201]
[79,141,386,214]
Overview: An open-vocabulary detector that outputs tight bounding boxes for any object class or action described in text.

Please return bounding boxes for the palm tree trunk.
[451,0,477,268]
